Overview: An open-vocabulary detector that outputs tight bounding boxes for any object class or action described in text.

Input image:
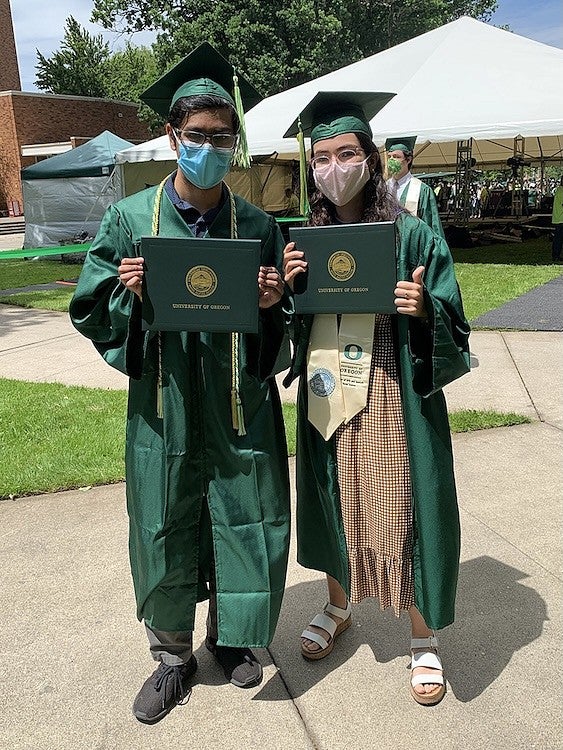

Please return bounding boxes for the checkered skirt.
[335,314,414,615]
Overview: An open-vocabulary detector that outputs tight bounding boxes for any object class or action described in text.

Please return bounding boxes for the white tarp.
[22,173,122,248]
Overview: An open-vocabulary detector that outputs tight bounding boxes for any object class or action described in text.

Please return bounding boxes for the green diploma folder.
[289,221,397,314]
[141,236,260,333]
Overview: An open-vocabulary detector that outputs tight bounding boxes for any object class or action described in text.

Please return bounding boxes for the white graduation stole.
[401,176,422,217]
[306,313,374,440]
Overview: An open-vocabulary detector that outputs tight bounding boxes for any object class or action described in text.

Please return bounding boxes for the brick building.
[0,0,152,215]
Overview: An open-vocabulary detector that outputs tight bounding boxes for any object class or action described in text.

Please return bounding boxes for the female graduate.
[283,92,471,706]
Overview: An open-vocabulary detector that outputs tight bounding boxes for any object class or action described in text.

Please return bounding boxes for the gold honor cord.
[227,185,247,436]
[150,177,246,435]
[151,175,170,419]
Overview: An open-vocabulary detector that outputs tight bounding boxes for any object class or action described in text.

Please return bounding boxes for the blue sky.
[10,0,563,92]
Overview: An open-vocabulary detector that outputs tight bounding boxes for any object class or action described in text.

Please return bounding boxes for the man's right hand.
[283,242,307,291]
[118,256,144,300]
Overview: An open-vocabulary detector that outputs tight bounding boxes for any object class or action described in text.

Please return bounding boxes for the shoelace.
[154,664,192,708]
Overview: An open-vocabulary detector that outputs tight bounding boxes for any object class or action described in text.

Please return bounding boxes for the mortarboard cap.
[284,91,395,145]
[140,41,262,118]
[385,136,417,154]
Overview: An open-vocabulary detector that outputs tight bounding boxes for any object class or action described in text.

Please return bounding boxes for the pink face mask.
[313,158,371,206]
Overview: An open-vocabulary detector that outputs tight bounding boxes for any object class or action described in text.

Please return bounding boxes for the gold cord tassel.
[152,175,170,419]
[227,186,246,435]
[230,331,246,436]
[232,73,251,169]
[296,117,310,217]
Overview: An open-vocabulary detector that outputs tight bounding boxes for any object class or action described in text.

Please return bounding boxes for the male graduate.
[386,136,445,237]
[69,43,291,724]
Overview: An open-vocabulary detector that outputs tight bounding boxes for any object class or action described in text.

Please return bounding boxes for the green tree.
[91,0,498,96]
[35,16,111,97]
[105,43,162,129]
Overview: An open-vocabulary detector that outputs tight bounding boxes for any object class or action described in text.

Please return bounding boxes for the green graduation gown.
[400,177,445,239]
[284,213,470,630]
[69,185,291,647]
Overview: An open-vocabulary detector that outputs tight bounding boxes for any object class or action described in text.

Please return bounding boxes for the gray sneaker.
[205,637,263,688]
[132,656,197,724]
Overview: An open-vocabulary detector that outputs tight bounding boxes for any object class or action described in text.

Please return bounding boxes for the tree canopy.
[36,0,498,131]
[91,0,498,95]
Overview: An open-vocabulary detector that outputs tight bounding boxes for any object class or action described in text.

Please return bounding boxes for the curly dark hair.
[308,132,402,226]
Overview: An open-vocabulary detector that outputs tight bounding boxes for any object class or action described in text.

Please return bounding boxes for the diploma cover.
[289,221,397,314]
[141,236,260,333]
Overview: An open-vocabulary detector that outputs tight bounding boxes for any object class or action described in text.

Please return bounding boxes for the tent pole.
[511,136,525,218]
[454,139,472,225]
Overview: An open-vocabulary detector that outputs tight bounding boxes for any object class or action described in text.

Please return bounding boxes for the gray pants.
[145,573,218,666]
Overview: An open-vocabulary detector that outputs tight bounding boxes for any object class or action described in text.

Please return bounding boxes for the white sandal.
[410,634,446,705]
[301,602,352,660]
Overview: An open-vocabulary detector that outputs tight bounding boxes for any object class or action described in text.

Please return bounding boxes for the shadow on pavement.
[255,555,547,704]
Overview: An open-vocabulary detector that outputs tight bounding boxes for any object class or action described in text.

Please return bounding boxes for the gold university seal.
[328,251,356,282]
[186,265,218,298]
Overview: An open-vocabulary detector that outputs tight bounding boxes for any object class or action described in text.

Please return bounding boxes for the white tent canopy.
[115,17,563,182]
[242,16,563,168]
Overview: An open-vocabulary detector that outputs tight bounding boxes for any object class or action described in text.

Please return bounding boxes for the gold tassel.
[232,73,251,169]
[296,117,310,217]
[230,330,246,436]
[231,387,239,431]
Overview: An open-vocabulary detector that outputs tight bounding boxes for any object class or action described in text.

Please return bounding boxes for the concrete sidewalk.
[0,305,561,750]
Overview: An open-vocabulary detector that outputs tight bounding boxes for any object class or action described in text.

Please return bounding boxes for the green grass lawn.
[0,258,81,290]
[0,288,75,312]
[1,238,560,322]
[0,379,531,499]
[454,263,561,321]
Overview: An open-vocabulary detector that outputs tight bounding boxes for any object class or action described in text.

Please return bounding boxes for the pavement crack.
[265,647,323,750]
[0,333,76,354]
[500,332,542,422]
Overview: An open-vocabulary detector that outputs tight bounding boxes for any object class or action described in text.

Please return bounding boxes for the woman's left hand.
[394,265,427,317]
[258,266,284,309]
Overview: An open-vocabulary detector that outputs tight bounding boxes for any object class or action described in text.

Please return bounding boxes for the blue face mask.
[176,140,232,189]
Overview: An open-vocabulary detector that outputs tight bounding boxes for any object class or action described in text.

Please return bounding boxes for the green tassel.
[296,118,310,217]
[232,73,251,169]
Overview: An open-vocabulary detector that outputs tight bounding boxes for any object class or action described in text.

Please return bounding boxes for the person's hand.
[258,266,284,309]
[118,256,144,300]
[394,265,427,317]
[283,242,307,291]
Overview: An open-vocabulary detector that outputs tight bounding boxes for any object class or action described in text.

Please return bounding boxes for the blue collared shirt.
[164,172,227,237]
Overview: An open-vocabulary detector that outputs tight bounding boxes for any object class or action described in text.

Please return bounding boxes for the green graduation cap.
[140,42,263,168]
[284,91,395,216]
[385,136,417,155]
[284,91,395,145]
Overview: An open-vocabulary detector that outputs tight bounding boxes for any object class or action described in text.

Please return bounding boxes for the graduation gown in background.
[399,177,446,239]
[69,185,291,647]
[284,213,470,630]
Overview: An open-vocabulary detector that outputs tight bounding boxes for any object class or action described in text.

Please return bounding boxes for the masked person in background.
[69,43,291,724]
[283,92,470,706]
[386,137,445,238]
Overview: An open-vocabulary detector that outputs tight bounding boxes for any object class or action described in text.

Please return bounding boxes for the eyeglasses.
[311,148,365,170]
[174,129,238,151]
